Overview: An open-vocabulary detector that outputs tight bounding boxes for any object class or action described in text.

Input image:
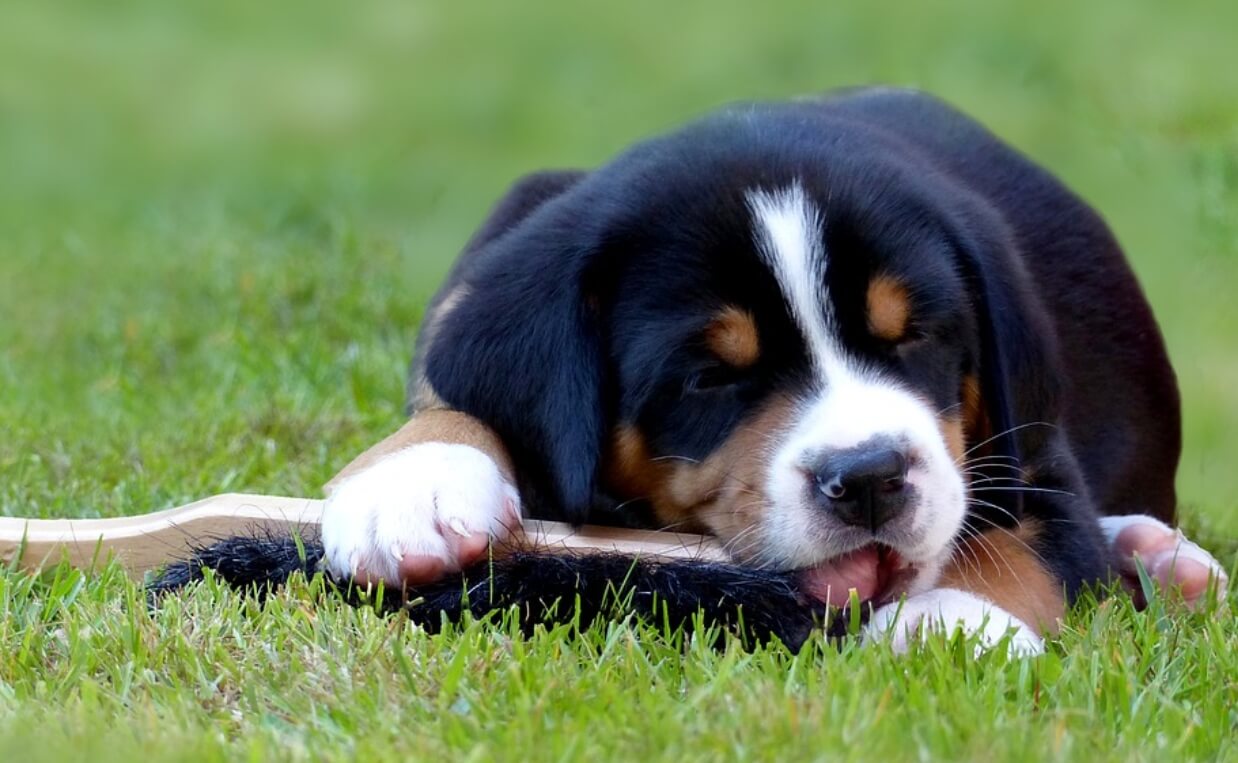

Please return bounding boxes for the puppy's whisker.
[719,521,764,559]
[971,485,1076,498]
[960,421,1056,459]
[610,496,651,514]
[963,525,1009,584]
[959,460,1027,473]
[964,510,1054,572]
[651,518,698,533]
[956,453,1023,469]
[963,474,1032,487]
[969,529,1034,600]
[960,465,1029,478]
[964,496,1021,525]
[650,454,702,465]
[962,453,1023,463]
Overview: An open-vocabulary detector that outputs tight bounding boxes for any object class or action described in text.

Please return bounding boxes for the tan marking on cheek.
[866,275,912,342]
[603,425,669,500]
[704,307,761,368]
[960,373,991,452]
[644,397,799,556]
[936,519,1065,634]
[930,377,971,469]
[939,415,965,464]
[961,373,982,426]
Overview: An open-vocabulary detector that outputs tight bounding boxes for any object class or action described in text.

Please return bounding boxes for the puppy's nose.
[813,447,909,531]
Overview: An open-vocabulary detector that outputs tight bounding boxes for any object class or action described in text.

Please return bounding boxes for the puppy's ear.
[459,171,589,254]
[947,201,1065,521]
[420,170,609,521]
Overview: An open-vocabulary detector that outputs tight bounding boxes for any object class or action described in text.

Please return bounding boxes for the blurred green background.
[1,0,1234,542]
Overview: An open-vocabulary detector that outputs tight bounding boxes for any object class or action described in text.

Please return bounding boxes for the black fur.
[416,87,1179,603]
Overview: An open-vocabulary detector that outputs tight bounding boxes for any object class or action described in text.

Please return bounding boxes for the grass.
[0,569,1233,763]
[1,0,1235,760]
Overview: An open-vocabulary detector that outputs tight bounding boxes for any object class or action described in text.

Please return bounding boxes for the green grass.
[1,0,1235,760]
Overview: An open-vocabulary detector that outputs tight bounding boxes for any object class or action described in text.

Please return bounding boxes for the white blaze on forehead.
[746,183,844,379]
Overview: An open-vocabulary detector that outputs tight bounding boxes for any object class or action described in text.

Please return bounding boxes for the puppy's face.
[600,168,980,606]
[424,110,1018,608]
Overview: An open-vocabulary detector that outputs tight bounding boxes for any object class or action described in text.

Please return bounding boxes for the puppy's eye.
[683,365,743,395]
[871,327,930,362]
[896,327,930,351]
[891,328,929,350]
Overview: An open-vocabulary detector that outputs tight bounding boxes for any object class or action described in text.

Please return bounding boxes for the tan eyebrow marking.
[704,306,761,368]
[866,274,912,342]
[604,424,667,498]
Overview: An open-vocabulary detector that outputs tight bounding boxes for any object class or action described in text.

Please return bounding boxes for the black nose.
[813,447,909,531]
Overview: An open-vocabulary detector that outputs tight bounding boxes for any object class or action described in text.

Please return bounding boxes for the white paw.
[864,588,1045,656]
[321,442,520,586]
[1099,514,1229,607]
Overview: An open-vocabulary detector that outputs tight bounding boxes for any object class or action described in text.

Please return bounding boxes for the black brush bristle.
[147,530,323,597]
[148,533,846,650]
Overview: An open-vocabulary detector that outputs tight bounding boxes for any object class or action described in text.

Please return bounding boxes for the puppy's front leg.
[321,410,521,587]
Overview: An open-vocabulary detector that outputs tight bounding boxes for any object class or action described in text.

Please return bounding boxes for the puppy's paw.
[864,588,1045,657]
[321,442,521,588]
[1100,514,1228,610]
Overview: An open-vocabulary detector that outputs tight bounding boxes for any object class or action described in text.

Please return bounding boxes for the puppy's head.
[425,104,1056,606]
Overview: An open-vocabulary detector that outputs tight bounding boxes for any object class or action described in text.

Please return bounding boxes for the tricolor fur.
[322,88,1224,652]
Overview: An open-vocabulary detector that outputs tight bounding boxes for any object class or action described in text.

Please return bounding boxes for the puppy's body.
[323,89,1208,653]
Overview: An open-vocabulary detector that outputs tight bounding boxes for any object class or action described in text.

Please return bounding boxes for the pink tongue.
[797,545,881,607]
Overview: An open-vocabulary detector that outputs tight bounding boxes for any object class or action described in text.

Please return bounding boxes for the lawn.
[1,1,1235,761]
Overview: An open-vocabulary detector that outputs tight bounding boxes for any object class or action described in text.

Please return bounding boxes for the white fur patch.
[320,443,519,585]
[864,588,1045,656]
[747,184,836,375]
[746,183,966,579]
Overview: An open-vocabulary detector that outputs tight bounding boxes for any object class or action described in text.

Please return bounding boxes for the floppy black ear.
[458,171,589,254]
[418,170,609,521]
[946,200,1065,522]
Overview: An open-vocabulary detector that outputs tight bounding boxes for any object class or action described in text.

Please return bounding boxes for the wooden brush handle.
[0,493,728,578]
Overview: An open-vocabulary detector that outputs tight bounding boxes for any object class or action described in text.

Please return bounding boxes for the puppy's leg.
[321,410,521,587]
[865,522,1062,656]
[1099,514,1228,609]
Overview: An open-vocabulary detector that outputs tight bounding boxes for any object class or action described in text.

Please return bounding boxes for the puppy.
[322,88,1227,653]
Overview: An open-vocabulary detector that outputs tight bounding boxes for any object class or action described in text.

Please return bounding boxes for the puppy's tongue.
[797,545,881,607]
